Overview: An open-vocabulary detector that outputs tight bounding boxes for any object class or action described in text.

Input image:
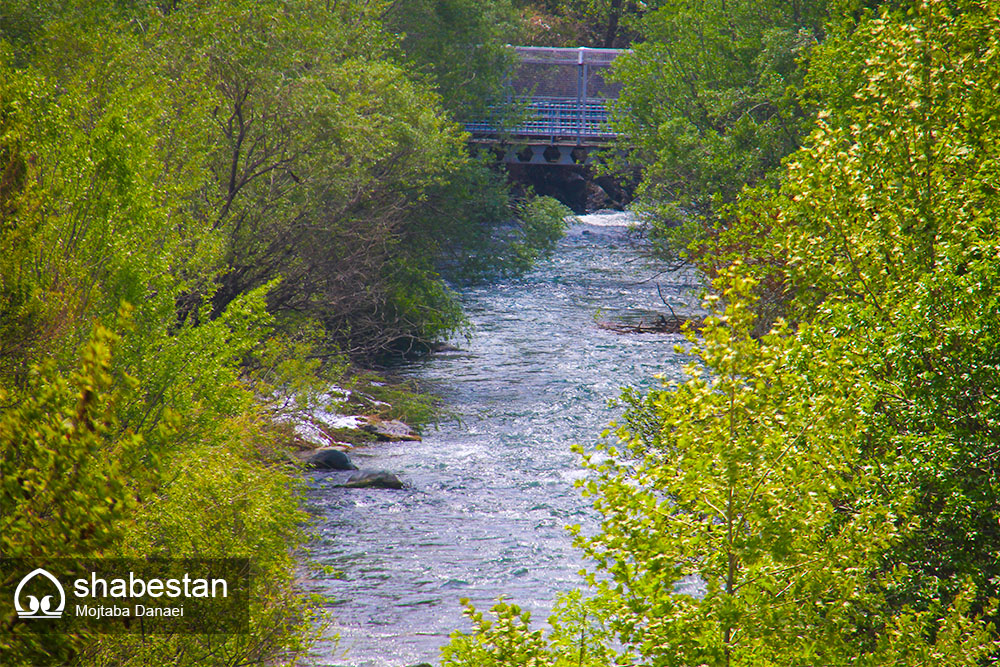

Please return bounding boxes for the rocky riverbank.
[285,390,420,488]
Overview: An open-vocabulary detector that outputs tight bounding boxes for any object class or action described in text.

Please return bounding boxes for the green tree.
[446,6,1000,656]
[0,326,143,664]
[2,1,568,661]
[561,0,645,47]
[386,0,522,120]
[145,0,565,360]
[608,0,831,261]
[769,0,1000,630]
[1,9,314,663]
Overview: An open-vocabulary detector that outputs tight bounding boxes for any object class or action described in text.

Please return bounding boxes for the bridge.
[465,46,625,165]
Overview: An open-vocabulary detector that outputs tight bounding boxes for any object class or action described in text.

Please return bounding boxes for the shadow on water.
[303,212,701,667]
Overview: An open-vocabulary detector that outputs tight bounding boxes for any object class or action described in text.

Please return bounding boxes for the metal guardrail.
[465,46,624,144]
[465,97,616,142]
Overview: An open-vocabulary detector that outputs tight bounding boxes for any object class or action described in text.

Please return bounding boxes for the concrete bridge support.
[502,144,593,166]
[469,142,631,213]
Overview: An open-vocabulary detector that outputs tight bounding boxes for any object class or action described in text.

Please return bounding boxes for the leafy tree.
[445,3,1000,661]
[443,600,554,666]
[560,0,645,47]
[608,0,830,260]
[386,0,522,121]
[411,160,571,284]
[515,0,587,46]
[0,325,143,664]
[1,9,313,664]
[770,0,1000,630]
[141,0,567,360]
[510,0,644,47]
[2,0,566,662]
[575,268,995,664]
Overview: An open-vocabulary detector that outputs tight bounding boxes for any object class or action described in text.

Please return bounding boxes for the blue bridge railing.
[465,97,616,142]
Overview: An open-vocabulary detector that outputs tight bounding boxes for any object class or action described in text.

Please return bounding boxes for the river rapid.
[304,211,700,666]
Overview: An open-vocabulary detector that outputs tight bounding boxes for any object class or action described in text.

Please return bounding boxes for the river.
[303,211,700,666]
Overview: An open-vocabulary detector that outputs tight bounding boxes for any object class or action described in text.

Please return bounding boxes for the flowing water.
[304,212,700,666]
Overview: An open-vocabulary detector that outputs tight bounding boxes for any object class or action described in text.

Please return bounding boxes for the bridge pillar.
[499,143,596,166]
[529,147,549,165]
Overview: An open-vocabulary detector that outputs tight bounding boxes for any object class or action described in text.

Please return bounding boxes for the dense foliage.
[609,0,832,260]
[386,0,521,121]
[444,0,1000,664]
[0,0,567,664]
[513,0,644,48]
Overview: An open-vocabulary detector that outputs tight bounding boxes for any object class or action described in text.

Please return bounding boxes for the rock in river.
[341,470,405,489]
[362,419,421,442]
[300,447,358,471]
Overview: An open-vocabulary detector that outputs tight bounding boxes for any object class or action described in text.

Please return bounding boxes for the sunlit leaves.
[757,0,1000,646]
[571,267,897,664]
[444,2,1000,664]
[610,0,825,237]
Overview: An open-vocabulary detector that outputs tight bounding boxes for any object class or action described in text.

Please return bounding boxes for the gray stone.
[341,470,405,489]
[362,419,421,442]
[301,448,357,471]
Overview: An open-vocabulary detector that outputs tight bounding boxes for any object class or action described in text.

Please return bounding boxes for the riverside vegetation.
[3,0,1000,666]
[443,0,1000,665]
[0,0,568,664]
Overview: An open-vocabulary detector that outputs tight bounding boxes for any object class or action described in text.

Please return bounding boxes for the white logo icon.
[14,568,66,619]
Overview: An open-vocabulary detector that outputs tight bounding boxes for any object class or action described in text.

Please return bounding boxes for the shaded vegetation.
[0,0,567,664]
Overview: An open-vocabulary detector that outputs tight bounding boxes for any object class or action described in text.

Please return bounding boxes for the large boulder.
[341,470,405,489]
[300,447,358,471]
[586,180,613,211]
